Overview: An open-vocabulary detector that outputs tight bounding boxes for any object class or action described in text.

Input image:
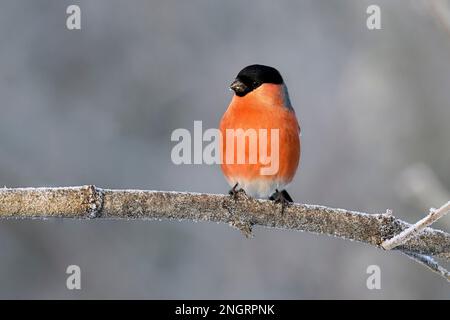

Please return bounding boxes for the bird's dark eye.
[252,81,260,88]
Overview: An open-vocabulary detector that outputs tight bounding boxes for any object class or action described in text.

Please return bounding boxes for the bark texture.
[1,186,450,261]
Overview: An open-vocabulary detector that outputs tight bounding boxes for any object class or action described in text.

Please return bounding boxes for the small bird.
[219,64,301,205]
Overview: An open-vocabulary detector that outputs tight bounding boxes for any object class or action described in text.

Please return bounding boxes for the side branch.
[381,201,450,250]
[1,186,450,261]
[403,251,450,282]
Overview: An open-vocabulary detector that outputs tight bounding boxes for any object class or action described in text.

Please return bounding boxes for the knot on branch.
[83,185,104,218]
[221,190,255,238]
[377,212,403,245]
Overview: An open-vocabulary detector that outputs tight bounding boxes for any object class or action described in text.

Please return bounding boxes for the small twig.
[382,201,450,250]
[403,251,450,283]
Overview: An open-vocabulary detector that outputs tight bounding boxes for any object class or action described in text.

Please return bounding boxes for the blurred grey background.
[1,0,450,299]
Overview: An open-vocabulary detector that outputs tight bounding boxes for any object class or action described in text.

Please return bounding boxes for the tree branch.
[381,201,450,250]
[1,186,450,263]
[402,251,450,282]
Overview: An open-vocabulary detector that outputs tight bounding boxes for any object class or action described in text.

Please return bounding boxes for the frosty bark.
[381,201,450,250]
[1,185,450,263]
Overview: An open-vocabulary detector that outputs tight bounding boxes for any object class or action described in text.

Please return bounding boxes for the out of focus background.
[1,0,450,299]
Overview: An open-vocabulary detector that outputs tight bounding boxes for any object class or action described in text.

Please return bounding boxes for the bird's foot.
[228,183,246,200]
[269,189,293,214]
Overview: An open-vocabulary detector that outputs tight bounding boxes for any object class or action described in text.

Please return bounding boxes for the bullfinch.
[219,64,301,205]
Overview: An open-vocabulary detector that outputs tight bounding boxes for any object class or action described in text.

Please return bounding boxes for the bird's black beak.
[229,79,248,96]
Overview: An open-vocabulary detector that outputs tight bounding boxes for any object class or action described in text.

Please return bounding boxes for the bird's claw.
[269,189,293,214]
[228,183,246,200]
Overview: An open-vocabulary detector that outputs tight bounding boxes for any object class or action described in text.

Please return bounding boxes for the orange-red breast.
[219,64,301,203]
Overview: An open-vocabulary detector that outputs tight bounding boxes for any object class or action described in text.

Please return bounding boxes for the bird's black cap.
[230,64,284,97]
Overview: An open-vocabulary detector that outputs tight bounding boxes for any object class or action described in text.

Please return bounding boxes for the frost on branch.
[1,186,449,261]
